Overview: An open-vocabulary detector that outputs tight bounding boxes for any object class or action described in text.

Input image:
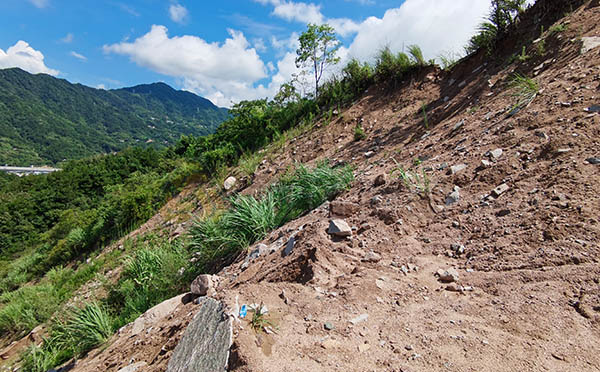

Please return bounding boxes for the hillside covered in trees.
[0,68,229,166]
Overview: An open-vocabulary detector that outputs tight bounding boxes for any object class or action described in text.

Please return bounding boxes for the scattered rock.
[586,157,600,165]
[370,195,383,206]
[190,275,213,296]
[448,164,467,175]
[445,186,460,205]
[445,283,462,292]
[330,201,360,217]
[358,343,371,352]
[350,313,369,325]
[166,298,232,372]
[496,209,511,217]
[131,294,186,336]
[585,105,600,113]
[581,36,600,54]
[249,244,268,260]
[324,322,334,331]
[488,148,503,160]
[373,173,387,187]
[117,362,148,372]
[283,236,295,256]
[363,251,382,263]
[321,339,339,349]
[451,243,465,255]
[364,151,375,158]
[328,219,352,237]
[223,176,237,191]
[436,268,459,283]
[491,183,510,198]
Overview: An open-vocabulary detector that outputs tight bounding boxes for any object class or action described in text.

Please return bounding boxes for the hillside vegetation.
[0,68,228,166]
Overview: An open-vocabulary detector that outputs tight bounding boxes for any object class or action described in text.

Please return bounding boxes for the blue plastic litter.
[239,304,247,318]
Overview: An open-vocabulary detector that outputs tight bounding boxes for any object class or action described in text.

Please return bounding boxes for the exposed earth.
[4,0,600,371]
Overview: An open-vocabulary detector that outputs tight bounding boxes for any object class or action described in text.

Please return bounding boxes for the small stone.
[586,157,600,165]
[370,195,383,205]
[436,268,459,283]
[480,159,492,168]
[358,343,371,352]
[445,283,462,292]
[491,183,510,198]
[373,173,387,187]
[249,244,268,260]
[363,251,382,263]
[488,148,503,160]
[350,313,369,325]
[445,188,460,205]
[448,164,467,175]
[324,322,334,331]
[534,131,549,140]
[328,219,352,237]
[283,236,295,256]
[585,105,600,113]
[581,36,600,54]
[405,345,413,351]
[496,209,511,217]
[321,339,339,349]
[223,176,237,191]
[330,201,360,217]
[451,243,465,255]
[364,151,375,158]
[190,274,213,296]
[117,362,148,372]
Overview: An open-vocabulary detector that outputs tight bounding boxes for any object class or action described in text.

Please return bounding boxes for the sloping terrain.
[0,68,228,165]
[8,1,600,371]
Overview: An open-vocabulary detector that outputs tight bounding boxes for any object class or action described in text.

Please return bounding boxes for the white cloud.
[103,25,269,107]
[0,41,58,75]
[256,0,360,37]
[60,33,74,44]
[28,0,48,8]
[169,4,189,24]
[70,51,87,61]
[96,84,106,90]
[347,0,493,63]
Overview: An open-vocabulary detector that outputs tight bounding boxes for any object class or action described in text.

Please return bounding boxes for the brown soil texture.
[62,1,600,371]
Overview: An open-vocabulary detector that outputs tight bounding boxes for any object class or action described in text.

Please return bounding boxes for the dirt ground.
[48,1,600,371]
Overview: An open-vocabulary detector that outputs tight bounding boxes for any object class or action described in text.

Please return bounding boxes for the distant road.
[0,166,61,175]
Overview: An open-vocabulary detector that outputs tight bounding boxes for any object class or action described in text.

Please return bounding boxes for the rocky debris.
[451,243,465,255]
[496,209,511,217]
[585,105,600,113]
[476,159,492,172]
[436,268,459,283]
[166,298,232,372]
[330,201,360,217]
[447,164,467,175]
[283,235,295,256]
[581,36,600,54]
[362,251,382,263]
[249,244,268,260]
[350,313,369,325]
[328,219,352,237]
[445,186,460,205]
[491,183,510,198]
[130,294,186,336]
[223,176,237,191]
[364,151,375,158]
[117,362,147,372]
[324,322,334,331]
[488,148,503,160]
[190,275,215,296]
[370,195,383,206]
[586,157,600,165]
[373,173,387,187]
[445,284,474,293]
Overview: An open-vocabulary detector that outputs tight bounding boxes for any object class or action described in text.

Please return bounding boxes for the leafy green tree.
[295,24,341,98]
[466,0,527,54]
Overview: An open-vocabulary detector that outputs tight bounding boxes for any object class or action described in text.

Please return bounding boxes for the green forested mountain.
[0,68,228,166]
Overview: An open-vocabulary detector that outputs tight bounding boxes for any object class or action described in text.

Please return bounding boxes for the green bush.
[466,0,526,55]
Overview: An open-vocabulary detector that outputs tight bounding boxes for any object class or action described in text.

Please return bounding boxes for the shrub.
[354,123,366,141]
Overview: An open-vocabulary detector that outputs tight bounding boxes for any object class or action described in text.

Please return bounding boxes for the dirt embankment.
[61,1,600,371]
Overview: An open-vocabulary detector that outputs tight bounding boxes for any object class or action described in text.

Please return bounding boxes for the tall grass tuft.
[509,73,538,110]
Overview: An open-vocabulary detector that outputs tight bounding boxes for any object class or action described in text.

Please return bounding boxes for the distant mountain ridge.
[0,68,228,166]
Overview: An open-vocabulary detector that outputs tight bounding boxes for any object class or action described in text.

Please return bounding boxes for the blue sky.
[0,0,496,107]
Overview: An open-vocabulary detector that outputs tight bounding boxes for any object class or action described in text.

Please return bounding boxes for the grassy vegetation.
[189,162,354,271]
[353,123,366,141]
[390,159,430,196]
[509,73,539,110]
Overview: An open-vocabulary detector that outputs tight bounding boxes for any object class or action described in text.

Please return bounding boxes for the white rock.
[328,219,352,237]
[223,176,237,191]
[581,36,600,54]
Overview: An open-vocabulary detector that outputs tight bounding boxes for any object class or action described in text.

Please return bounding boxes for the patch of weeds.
[190,162,354,271]
[467,105,480,115]
[390,159,430,196]
[548,23,568,35]
[249,303,276,333]
[438,51,460,70]
[353,123,366,141]
[509,73,539,111]
[517,46,530,62]
[238,151,263,178]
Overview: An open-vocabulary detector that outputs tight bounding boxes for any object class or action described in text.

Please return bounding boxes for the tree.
[466,0,527,54]
[295,23,340,98]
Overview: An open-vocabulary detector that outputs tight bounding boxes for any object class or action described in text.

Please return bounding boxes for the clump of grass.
[516,46,530,62]
[390,159,430,196]
[509,73,539,110]
[249,303,276,333]
[190,162,354,271]
[548,23,568,35]
[238,151,263,177]
[408,45,425,66]
[353,123,366,141]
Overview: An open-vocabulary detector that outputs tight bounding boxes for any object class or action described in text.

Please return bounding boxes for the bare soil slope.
[68,1,600,371]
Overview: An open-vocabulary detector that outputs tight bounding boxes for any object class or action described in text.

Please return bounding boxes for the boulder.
[437,268,459,283]
[223,176,237,191]
[130,294,186,336]
[328,219,352,237]
[167,298,232,372]
[581,36,600,54]
[190,274,214,296]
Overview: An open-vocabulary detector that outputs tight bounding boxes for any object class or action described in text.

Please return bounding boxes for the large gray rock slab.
[167,297,232,372]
